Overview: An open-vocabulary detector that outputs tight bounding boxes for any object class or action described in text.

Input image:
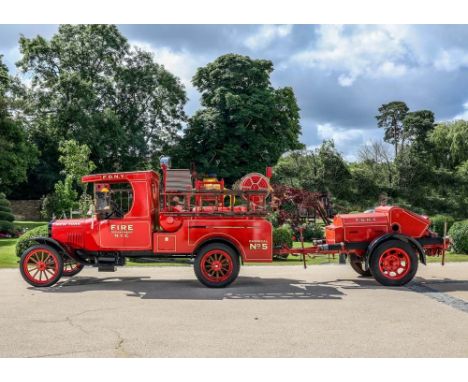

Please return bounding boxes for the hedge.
[448,220,468,254]
[0,211,14,222]
[0,193,15,233]
[430,214,455,236]
[15,225,49,257]
[0,221,15,233]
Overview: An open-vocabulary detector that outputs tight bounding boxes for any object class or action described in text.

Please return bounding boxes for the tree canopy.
[15,24,187,198]
[173,54,303,183]
[0,55,37,195]
[376,101,409,157]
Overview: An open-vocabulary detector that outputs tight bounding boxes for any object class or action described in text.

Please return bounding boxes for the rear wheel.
[349,254,372,277]
[20,245,63,287]
[194,243,240,288]
[63,258,84,277]
[370,240,418,287]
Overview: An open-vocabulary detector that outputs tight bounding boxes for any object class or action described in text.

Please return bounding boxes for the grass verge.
[1,228,467,268]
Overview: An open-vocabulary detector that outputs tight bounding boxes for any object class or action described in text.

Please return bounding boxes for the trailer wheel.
[349,254,372,277]
[63,258,84,277]
[20,245,63,287]
[194,243,240,288]
[370,240,418,287]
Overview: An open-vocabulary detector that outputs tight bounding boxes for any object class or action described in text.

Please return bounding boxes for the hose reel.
[235,172,271,207]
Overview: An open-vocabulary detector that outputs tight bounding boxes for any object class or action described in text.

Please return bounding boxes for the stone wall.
[10,200,42,221]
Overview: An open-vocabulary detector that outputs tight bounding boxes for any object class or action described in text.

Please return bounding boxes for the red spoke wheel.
[20,245,63,287]
[349,254,372,277]
[370,240,418,287]
[63,258,84,277]
[194,243,240,288]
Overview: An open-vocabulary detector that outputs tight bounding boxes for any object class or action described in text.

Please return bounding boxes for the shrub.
[266,211,280,228]
[430,215,455,236]
[301,223,324,241]
[0,193,15,234]
[15,225,49,257]
[273,224,293,248]
[0,220,15,233]
[448,220,468,254]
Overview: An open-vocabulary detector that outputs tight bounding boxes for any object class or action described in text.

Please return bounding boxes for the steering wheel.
[104,200,124,219]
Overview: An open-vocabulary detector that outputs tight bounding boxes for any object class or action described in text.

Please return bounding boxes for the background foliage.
[0,25,467,229]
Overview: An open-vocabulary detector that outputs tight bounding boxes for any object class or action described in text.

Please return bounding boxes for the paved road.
[1,263,468,357]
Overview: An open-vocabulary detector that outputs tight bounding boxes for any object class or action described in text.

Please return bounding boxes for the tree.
[357,140,394,187]
[15,24,186,198]
[174,54,303,183]
[41,139,96,218]
[403,110,435,150]
[0,192,15,234]
[273,141,352,205]
[0,55,37,195]
[58,140,96,194]
[376,101,409,157]
[429,120,468,169]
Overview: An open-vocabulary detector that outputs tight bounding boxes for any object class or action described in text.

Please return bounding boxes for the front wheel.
[20,245,63,287]
[369,240,418,287]
[194,243,240,288]
[63,258,84,277]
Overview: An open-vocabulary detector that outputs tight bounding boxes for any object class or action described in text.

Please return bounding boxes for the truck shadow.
[37,275,468,301]
[40,276,350,300]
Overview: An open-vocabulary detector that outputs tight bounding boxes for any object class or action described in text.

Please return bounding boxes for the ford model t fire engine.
[19,157,449,288]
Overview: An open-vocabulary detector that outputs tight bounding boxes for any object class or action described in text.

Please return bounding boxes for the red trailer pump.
[18,161,449,289]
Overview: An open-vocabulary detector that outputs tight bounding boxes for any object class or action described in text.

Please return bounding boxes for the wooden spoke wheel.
[20,245,63,287]
[194,243,240,288]
[63,258,84,277]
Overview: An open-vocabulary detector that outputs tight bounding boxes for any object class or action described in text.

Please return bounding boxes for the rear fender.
[365,233,426,266]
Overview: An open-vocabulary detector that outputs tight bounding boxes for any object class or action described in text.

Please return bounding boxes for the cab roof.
[81,170,159,183]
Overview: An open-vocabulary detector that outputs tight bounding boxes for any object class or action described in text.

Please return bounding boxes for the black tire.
[194,243,240,288]
[369,240,418,287]
[63,258,84,277]
[20,244,64,287]
[349,254,372,277]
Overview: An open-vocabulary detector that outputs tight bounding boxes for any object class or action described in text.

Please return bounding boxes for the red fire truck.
[19,159,449,288]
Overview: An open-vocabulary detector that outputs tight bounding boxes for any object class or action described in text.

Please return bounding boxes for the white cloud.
[130,40,208,115]
[316,122,383,161]
[434,49,468,71]
[452,101,468,120]
[245,24,292,50]
[131,40,204,87]
[292,25,411,86]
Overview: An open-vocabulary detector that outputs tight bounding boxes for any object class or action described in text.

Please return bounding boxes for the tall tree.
[403,110,435,150]
[15,24,186,198]
[0,55,37,195]
[376,101,409,157]
[174,54,303,183]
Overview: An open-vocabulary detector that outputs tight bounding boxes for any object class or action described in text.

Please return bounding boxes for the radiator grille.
[67,232,84,247]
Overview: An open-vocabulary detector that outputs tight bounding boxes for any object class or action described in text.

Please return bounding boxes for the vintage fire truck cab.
[20,165,273,288]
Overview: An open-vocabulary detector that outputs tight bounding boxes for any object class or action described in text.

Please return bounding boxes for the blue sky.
[1,24,468,160]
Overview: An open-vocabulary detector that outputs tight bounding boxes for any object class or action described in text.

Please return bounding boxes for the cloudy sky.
[1,24,468,160]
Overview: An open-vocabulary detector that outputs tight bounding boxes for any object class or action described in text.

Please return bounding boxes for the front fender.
[365,233,426,266]
[22,236,84,263]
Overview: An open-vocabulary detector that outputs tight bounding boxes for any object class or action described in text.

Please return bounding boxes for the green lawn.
[1,226,467,268]
[0,239,19,267]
